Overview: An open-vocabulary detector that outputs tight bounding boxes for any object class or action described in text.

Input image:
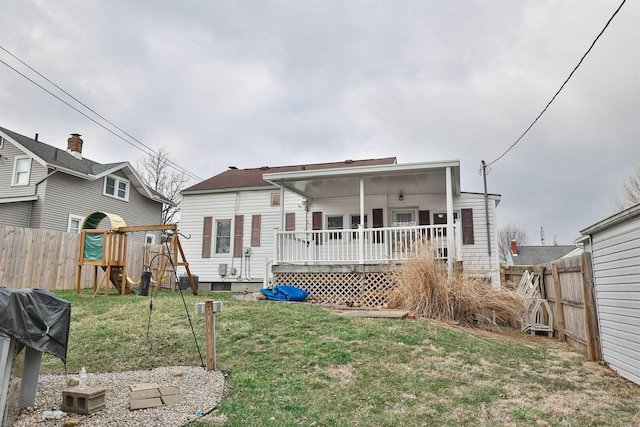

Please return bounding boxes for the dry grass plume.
[388,241,526,327]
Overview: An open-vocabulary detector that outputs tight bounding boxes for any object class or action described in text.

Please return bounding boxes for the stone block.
[62,387,106,415]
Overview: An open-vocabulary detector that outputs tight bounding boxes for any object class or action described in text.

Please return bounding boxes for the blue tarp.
[260,285,309,302]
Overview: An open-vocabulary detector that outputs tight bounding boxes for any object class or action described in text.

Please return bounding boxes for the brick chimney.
[67,133,83,159]
[511,240,518,256]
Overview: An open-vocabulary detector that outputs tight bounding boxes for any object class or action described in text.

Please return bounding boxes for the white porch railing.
[273,224,461,265]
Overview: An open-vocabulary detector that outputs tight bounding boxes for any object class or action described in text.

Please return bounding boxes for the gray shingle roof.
[0,126,113,175]
[183,157,398,193]
[0,126,172,205]
[511,245,577,266]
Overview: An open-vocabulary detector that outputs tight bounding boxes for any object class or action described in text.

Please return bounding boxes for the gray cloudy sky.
[1,0,638,244]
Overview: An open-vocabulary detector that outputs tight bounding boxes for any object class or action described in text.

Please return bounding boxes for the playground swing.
[75,211,197,297]
[125,240,166,296]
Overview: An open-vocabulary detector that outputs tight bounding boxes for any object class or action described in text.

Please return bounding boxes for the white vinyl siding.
[589,213,640,385]
[180,189,305,282]
[39,172,163,241]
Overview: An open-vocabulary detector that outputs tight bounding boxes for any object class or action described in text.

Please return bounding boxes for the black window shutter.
[233,215,244,257]
[418,209,431,240]
[461,208,474,244]
[202,216,212,258]
[312,211,322,245]
[372,208,384,243]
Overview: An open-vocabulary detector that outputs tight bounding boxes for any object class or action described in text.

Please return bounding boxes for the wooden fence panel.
[502,252,601,360]
[0,225,170,291]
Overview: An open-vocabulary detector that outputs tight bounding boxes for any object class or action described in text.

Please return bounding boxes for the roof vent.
[260,166,269,170]
[345,159,354,164]
[228,166,237,170]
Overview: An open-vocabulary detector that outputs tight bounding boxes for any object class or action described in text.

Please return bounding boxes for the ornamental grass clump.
[388,241,526,327]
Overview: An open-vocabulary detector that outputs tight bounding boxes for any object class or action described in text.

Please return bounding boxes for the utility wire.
[0,45,203,181]
[487,0,627,167]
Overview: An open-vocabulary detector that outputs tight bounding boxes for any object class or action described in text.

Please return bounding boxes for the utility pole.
[481,161,492,268]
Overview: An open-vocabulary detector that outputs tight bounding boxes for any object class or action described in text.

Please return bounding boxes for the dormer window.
[104,175,129,201]
[12,156,31,186]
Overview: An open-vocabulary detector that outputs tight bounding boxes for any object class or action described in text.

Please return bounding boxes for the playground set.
[75,211,197,297]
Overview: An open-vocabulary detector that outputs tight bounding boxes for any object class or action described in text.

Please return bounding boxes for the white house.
[579,202,640,386]
[180,157,501,304]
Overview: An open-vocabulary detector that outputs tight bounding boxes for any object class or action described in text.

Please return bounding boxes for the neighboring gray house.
[506,241,581,267]
[0,126,171,241]
[579,203,640,386]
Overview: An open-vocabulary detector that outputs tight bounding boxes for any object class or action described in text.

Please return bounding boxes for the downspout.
[28,168,58,228]
[279,185,285,231]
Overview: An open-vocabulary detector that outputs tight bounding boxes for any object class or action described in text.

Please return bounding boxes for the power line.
[0,45,203,181]
[487,0,627,167]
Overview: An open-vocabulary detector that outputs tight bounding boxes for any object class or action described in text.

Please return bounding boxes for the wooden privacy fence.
[0,225,176,291]
[501,252,601,361]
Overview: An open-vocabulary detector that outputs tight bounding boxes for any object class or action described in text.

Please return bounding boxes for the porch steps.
[336,309,409,320]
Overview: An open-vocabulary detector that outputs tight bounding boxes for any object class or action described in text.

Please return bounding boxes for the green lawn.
[41,291,640,426]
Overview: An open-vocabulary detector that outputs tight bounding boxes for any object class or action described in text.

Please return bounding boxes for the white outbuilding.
[579,202,640,385]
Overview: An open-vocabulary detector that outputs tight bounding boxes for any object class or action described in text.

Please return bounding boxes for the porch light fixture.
[399,192,404,201]
[437,213,445,219]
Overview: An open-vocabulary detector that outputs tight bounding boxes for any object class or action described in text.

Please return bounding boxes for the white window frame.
[391,209,417,227]
[270,192,281,207]
[327,214,344,240]
[12,155,32,186]
[215,219,232,254]
[145,233,157,245]
[103,175,130,201]
[68,214,85,234]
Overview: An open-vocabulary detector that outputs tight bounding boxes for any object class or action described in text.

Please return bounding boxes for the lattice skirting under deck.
[272,271,397,308]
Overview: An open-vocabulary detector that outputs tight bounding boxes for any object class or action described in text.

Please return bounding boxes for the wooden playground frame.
[76,224,198,297]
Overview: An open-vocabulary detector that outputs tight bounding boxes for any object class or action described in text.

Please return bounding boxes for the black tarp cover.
[0,288,71,363]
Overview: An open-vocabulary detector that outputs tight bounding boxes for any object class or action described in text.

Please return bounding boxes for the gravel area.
[12,366,226,427]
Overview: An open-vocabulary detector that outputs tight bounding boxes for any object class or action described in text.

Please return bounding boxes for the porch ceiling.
[263,160,461,199]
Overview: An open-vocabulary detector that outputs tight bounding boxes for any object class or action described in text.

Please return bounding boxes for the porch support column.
[446,166,454,280]
[279,185,285,231]
[359,178,365,264]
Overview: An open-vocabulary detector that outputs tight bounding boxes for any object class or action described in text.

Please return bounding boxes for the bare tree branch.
[137,146,191,224]
[498,225,531,264]
[613,164,640,212]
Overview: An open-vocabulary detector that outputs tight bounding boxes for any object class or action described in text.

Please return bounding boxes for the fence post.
[581,252,601,361]
[551,263,566,342]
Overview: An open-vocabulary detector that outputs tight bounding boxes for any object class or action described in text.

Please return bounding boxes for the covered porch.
[263,160,463,307]
[264,160,462,273]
